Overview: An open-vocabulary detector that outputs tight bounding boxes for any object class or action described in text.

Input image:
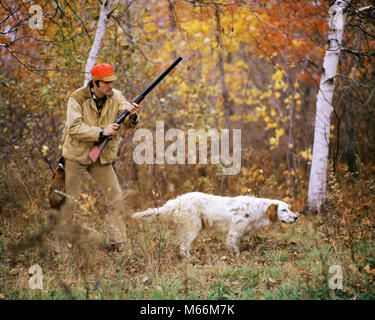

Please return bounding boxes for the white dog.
[133,192,298,258]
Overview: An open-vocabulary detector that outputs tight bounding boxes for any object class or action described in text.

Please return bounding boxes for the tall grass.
[1,155,374,300]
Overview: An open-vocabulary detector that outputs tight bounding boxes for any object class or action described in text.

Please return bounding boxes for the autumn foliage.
[0,0,374,300]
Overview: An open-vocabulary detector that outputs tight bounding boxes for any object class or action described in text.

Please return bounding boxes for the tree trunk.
[307,0,351,211]
[168,0,177,31]
[214,5,232,130]
[214,5,232,195]
[344,96,357,175]
[344,31,361,175]
[84,0,114,86]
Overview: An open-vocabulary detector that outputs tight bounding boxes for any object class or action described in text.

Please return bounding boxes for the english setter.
[133,192,298,258]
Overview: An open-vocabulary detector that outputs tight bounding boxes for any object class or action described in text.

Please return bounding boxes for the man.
[55,63,140,254]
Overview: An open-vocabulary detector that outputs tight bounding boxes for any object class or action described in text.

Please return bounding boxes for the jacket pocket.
[70,136,90,148]
[63,135,92,162]
[101,135,120,162]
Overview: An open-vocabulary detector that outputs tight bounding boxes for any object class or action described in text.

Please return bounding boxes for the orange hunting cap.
[91,63,117,81]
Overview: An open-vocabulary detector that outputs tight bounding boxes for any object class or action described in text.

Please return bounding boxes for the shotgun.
[88,56,183,163]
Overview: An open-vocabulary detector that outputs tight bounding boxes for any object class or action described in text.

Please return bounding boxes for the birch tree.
[307,0,351,211]
[84,0,114,86]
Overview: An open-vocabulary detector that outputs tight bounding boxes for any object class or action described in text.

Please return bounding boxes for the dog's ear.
[266,204,278,223]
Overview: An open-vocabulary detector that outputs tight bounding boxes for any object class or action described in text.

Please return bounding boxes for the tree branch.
[333,74,371,88]
[64,0,93,43]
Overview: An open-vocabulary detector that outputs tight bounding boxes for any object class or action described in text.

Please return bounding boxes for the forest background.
[0,0,374,300]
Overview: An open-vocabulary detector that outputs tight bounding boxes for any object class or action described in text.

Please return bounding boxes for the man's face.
[95,80,114,97]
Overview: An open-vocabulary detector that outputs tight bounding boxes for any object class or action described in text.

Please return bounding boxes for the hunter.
[55,63,140,254]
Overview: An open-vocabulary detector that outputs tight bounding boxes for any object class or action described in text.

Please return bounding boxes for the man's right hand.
[103,123,119,136]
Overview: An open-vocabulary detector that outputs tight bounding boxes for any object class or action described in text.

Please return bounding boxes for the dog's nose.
[294,216,298,221]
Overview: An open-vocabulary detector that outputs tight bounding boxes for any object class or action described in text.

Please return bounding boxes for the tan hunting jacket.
[62,85,139,165]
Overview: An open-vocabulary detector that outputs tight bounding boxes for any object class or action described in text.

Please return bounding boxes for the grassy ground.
[1,209,374,300]
[1,159,374,300]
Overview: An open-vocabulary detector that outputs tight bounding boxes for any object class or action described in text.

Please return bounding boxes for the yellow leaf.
[266,122,277,130]
[276,128,284,138]
[41,145,49,153]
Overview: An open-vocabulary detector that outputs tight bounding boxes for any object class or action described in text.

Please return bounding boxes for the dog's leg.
[226,232,241,258]
[180,244,190,258]
[180,230,200,259]
[178,217,202,259]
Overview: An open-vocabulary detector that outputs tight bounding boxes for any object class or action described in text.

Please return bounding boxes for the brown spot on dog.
[245,214,249,218]
[266,204,278,223]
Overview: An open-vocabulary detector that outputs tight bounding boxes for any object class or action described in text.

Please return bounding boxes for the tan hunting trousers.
[55,159,127,248]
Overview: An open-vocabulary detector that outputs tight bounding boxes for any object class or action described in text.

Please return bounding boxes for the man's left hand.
[126,102,140,114]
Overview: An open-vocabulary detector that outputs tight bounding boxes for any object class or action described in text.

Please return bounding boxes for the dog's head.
[266,202,298,224]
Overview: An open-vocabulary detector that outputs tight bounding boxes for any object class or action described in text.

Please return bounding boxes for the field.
[1,0,375,303]
[1,160,374,300]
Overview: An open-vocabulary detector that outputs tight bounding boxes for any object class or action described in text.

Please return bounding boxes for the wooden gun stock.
[88,135,113,163]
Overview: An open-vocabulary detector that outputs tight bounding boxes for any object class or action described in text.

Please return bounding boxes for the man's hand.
[103,123,119,136]
[125,101,140,114]
[103,102,140,136]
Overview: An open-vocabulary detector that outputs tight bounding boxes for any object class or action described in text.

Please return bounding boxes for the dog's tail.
[132,198,179,219]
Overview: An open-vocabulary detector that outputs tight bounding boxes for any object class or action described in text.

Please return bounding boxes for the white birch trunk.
[307,0,351,211]
[84,0,114,86]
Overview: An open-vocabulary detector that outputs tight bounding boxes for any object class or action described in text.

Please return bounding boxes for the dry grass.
[1,205,374,300]
[1,156,374,300]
